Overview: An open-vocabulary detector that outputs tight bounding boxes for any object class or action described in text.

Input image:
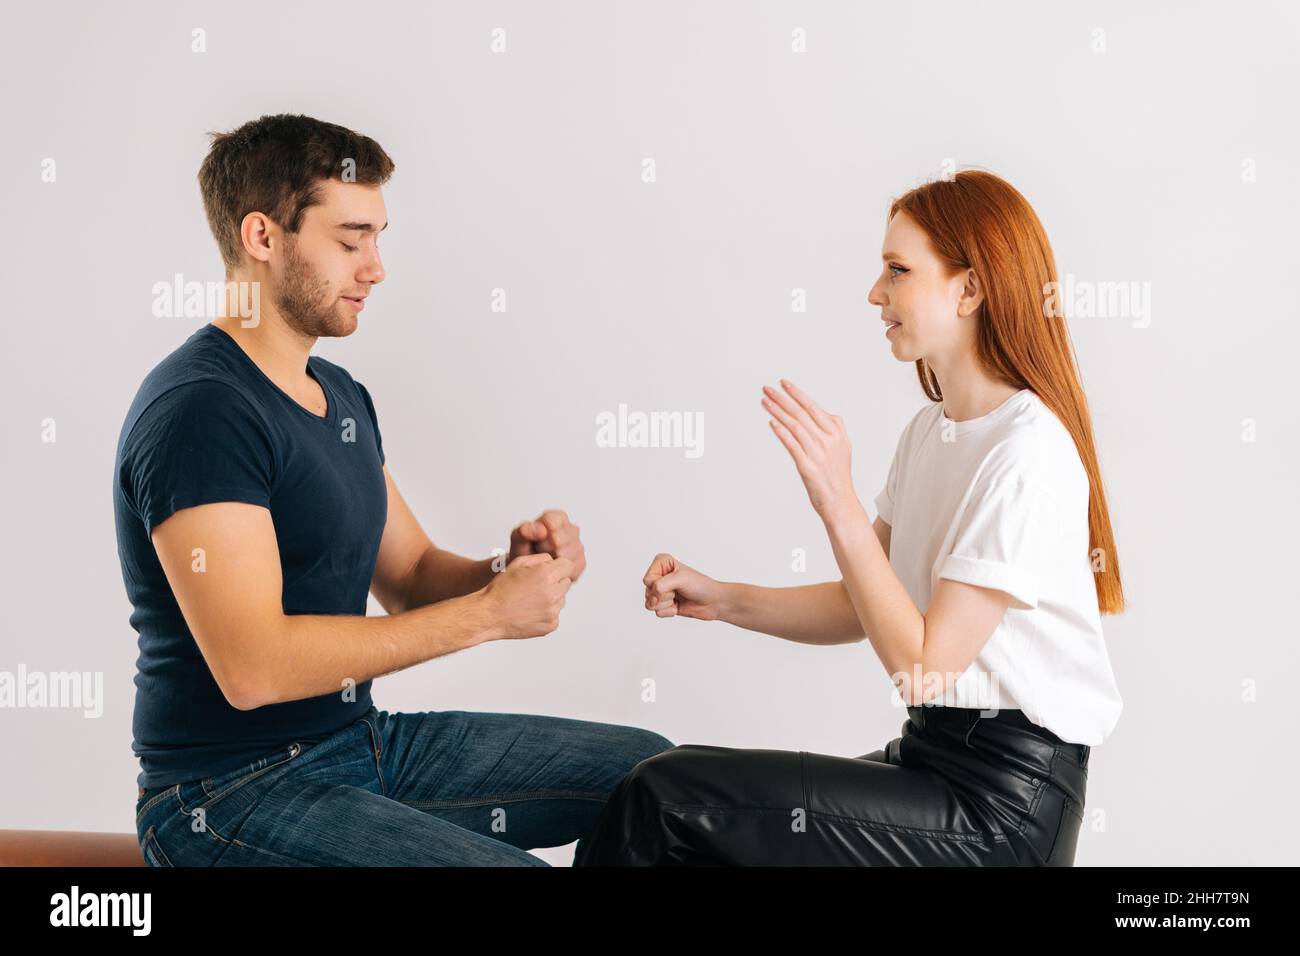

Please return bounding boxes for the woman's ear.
[957,267,984,318]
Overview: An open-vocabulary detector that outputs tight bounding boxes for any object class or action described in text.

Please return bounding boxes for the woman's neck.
[929,355,1021,423]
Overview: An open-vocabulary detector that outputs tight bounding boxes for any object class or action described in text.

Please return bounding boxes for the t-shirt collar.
[941,388,1031,436]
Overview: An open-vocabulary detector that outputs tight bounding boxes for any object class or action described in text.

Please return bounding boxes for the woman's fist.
[642,553,728,621]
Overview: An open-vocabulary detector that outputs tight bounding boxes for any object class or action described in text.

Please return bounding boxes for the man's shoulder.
[131,325,243,397]
[118,331,263,450]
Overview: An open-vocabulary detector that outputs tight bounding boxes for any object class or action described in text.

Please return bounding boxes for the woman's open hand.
[762,379,859,522]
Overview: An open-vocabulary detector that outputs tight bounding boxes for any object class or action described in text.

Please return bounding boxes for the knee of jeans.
[632,727,676,761]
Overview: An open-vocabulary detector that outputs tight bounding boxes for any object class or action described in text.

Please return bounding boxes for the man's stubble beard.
[273,235,353,338]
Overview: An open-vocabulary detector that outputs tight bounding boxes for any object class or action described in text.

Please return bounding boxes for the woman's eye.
[889,264,907,277]
[341,242,358,252]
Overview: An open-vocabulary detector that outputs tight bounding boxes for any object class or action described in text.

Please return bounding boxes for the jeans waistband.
[136,705,382,802]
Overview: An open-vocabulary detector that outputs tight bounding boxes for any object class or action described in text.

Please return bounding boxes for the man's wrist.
[460,588,507,644]
[474,554,501,589]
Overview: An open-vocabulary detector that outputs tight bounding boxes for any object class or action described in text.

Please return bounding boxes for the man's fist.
[484,552,575,640]
[509,509,586,582]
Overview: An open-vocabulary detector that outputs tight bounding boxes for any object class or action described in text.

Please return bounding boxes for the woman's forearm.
[822,498,924,680]
[719,580,865,645]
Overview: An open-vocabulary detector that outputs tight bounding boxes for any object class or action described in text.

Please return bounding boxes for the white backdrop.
[2,0,1297,865]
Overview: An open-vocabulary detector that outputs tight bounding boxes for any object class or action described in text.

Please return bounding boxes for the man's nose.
[359,249,385,285]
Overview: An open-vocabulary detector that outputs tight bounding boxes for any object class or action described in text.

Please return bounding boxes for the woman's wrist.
[819,495,869,534]
[714,580,743,625]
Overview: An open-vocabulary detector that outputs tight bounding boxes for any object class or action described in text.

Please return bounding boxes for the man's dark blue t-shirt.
[113,322,388,789]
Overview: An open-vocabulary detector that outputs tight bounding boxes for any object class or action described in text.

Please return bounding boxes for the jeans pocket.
[193,742,303,811]
[140,825,174,867]
[135,784,180,830]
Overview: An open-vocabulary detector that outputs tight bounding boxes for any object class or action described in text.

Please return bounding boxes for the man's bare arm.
[402,548,496,611]
[368,464,496,613]
[151,499,569,711]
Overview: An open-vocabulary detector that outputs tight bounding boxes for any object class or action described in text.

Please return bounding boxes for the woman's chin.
[887,339,914,361]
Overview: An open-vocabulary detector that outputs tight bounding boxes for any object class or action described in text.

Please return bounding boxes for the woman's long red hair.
[889,170,1125,615]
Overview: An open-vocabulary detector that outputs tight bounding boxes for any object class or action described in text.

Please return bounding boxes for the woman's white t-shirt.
[873,387,1123,745]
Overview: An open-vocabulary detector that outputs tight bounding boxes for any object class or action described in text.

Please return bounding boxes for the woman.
[575,169,1125,866]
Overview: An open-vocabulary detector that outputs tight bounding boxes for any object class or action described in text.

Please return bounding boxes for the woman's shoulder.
[895,397,946,448]
[981,392,1088,501]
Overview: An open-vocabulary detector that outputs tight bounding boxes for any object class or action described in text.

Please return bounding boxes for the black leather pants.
[573,705,1090,866]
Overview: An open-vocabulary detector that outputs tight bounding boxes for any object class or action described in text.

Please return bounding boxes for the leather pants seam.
[659,801,999,845]
[1016,743,1059,836]
[799,751,812,816]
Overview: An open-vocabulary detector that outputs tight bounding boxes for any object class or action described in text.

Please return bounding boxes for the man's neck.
[212,309,316,388]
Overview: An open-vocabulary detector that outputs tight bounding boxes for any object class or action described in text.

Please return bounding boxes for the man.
[116,113,673,866]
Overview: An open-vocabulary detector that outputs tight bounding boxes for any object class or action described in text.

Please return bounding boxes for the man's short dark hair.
[198,113,396,271]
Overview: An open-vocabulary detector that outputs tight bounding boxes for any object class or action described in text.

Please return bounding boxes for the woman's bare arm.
[643,516,892,645]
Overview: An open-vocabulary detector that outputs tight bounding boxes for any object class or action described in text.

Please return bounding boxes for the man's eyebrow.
[337,221,389,233]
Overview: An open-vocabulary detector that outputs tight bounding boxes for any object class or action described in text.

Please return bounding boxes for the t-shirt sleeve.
[936,471,1062,611]
[355,380,385,465]
[873,427,906,526]
[121,380,278,537]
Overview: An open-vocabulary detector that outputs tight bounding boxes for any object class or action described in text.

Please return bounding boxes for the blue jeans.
[133,705,674,866]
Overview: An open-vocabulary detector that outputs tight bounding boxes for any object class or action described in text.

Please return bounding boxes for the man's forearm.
[403,546,498,610]
[242,590,503,710]
[720,580,865,645]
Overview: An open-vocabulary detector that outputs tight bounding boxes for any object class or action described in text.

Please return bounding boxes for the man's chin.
[315,310,359,338]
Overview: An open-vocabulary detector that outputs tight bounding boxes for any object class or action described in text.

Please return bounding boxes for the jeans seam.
[160,806,238,864]
[136,784,181,828]
[222,838,318,866]
[183,744,301,815]
[361,715,387,797]
[400,788,610,809]
[659,801,999,845]
[141,825,173,866]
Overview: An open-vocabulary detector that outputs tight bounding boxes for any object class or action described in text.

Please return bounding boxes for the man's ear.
[240,211,276,265]
[957,267,984,318]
